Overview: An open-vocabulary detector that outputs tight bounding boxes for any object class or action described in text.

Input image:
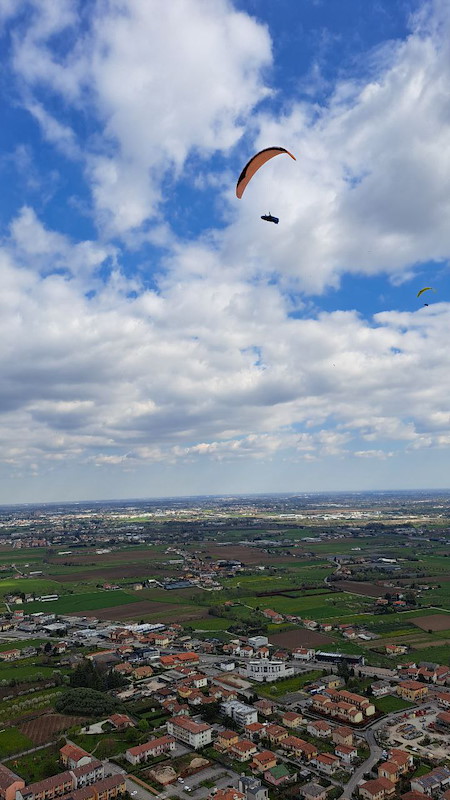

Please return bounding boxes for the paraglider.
[417,287,435,298]
[236,147,296,223]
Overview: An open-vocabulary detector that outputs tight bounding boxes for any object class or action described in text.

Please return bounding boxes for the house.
[133,666,154,680]
[388,749,414,774]
[437,692,450,708]
[313,753,340,775]
[237,776,268,800]
[386,644,408,656]
[262,609,284,624]
[280,736,317,761]
[125,736,175,765]
[240,645,254,658]
[230,740,257,762]
[0,764,25,800]
[307,720,332,738]
[300,783,327,800]
[335,744,358,764]
[210,791,244,800]
[244,722,266,742]
[251,750,277,773]
[292,647,315,661]
[60,745,91,770]
[410,766,450,795]
[0,650,21,662]
[166,716,212,749]
[359,779,396,800]
[264,764,292,786]
[108,714,134,730]
[332,726,354,746]
[397,681,428,702]
[282,710,303,728]
[378,762,402,784]
[216,730,239,751]
[371,681,392,698]
[264,724,288,745]
[254,699,274,717]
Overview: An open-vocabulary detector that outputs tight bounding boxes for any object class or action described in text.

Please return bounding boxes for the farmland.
[12,590,140,615]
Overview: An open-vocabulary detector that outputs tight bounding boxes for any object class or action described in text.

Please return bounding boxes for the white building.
[166,716,212,749]
[242,660,294,683]
[248,636,269,649]
[221,700,258,727]
[293,647,315,661]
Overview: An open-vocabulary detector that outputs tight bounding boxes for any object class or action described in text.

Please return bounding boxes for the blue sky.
[1,0,450,503]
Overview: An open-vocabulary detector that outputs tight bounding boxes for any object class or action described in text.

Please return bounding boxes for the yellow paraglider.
[417,287,435,298]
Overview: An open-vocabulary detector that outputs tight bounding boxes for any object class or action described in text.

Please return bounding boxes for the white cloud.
[1,207,450,478]
[12,0,272,233]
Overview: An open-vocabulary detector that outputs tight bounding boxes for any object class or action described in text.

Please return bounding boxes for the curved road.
[342,730,382,799]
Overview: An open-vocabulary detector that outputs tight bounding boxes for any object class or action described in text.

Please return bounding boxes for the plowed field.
[268,628,333,648]
[413,614,450,631]
[19,713,86,744]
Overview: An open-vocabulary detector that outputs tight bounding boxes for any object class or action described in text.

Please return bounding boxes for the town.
[0,493,448,800]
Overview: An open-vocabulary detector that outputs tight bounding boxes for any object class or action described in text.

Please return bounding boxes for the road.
[341,730,382,799]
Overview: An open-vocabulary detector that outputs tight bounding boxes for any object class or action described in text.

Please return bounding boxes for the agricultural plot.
[269,628,333,648]
[412,613,450,632]
[92,600,209,623]
[19,713,86,745]
[0,578,63,598]
[245,590,372,619]
[13,590,139,615]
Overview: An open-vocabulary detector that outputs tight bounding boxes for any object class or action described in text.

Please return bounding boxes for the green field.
[12,590,139,615]
[373,695,414,713]
[0,727,33,757]
[189,617,231,631]
[5,744,60,782]
[244,591,372,619]
[256,670,323,698]
[0,639,48,652]
[0,578,64,598]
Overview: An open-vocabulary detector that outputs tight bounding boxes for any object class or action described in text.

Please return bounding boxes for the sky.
[1,0,450,503]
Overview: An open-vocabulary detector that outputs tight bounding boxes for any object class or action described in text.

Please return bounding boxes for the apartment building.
[166,716,212,749]
[221,700,258,727]
[126,736,175,765]
[71,761,104,789]
[0,765,25,800]
[18,772,74,800]
[397,681,428,702]
[326,689,376,717]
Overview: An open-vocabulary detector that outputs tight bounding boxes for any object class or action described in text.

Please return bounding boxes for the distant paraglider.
[236,147,296,223]
[417,287,435,298]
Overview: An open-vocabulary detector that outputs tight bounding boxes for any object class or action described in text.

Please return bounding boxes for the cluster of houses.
[0,745,125,800]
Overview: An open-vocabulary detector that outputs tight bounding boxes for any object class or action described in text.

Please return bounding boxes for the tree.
[137,719,149,732]
[55,688,119,717]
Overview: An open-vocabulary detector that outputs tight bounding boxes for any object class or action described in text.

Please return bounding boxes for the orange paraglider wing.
[236,146,296,199]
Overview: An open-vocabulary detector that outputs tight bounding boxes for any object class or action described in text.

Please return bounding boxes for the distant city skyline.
[1,0,450,502]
